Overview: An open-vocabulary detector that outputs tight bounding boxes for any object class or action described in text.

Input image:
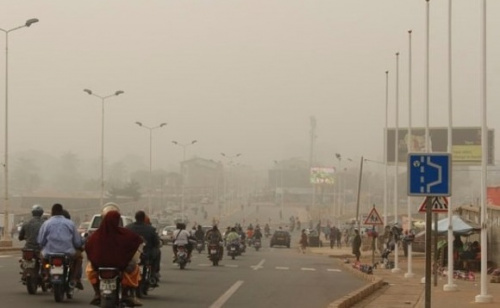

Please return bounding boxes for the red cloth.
[85,211,143,270]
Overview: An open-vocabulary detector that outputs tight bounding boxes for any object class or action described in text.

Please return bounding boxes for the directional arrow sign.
[364,207,384,225]
[408,153,451,196]
[418,196,449,213]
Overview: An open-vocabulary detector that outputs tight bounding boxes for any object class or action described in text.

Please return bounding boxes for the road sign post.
[364,205,383,265]
[408,153,451,308]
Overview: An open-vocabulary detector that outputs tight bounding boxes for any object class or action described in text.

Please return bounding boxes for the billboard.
[386,127,494,165]
[310,167,335,184]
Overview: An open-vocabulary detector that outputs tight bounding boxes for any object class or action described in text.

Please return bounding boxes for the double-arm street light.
[0,18,39,243]
[136,122,167,215]
[172,140,198,220]
[83,89,124,207]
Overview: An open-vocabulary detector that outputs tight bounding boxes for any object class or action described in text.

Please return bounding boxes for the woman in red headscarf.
[85,210,144,306]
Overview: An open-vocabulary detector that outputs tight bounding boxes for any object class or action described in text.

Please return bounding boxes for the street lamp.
[0,18,39,243]
[274,160,284,222]
[335,153,342,217]
[83,89,124,207]
[172,140,198,220]
[136,122,167,215]
[220,153,241,216]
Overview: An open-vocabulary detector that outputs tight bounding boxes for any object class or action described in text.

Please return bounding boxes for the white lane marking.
[327,269,342,272]
[198,264,211,267]
[251,259,265,271]
[224,264,238,268]
[209,280,244,308]
[0,255,13,258]
[276,266,289,270]
[301,267,316,271]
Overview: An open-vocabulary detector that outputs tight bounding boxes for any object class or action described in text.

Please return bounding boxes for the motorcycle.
[136,257,158,298]
[175,245,189,269]
[227,241,240,260]
[238,240,246,255]
[196,240,205,254]
[20,249,47,294]
[208,243,221,266]
[98,267,122,308]
[253,238,262,251]
[46,253,74,302]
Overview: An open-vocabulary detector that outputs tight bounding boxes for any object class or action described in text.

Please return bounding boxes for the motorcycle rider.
[85,203,144,307]
[18,205,45,282]
[126,211,161,283]
[37,203,84,290]
[172,222,194,262]
[19,205,45,250]
[253,227,263,241]
[264,223,271,237]
[225,227,240,246]
[205,225,224,260]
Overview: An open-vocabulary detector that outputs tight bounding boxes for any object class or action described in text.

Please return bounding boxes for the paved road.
[1,239,365,308]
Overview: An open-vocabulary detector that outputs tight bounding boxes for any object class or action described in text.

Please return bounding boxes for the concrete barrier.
[327,259,385,308]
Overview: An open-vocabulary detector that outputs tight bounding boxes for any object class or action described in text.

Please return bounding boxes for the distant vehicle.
[77,221,90,236]
[270,230,291,248]
[160,225,176,245]
[86,214,133,237]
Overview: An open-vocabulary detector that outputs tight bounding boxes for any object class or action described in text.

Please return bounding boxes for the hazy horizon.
[2,0,500,173]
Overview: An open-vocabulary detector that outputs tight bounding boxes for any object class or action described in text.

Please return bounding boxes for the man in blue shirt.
[37,203,84,289]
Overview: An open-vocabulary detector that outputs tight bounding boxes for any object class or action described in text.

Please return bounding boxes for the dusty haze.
[1,0,499,173]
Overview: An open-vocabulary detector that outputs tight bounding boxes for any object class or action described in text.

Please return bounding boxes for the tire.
[100,296,116,308]
[212,259,217,266]
[180,262,186,270]
[53,283,64,302]
[231,255,235,260]
[25,270,37,295]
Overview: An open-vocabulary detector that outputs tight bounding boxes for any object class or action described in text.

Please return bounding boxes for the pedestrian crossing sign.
[418,196,449,213]
[364,207,384,225]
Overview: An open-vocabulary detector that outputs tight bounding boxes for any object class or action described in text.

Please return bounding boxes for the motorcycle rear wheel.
[100,295,116,308]
[53,284,64,302]
[25,270,37,295]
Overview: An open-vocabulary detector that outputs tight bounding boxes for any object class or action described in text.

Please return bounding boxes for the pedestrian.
[352,228,362,262]
[336,227,342,248]
[299,229,308,254]
[329,226,337,249]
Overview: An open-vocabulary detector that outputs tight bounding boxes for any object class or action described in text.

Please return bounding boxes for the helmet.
[102,202,120,217]
[32,205,44,217]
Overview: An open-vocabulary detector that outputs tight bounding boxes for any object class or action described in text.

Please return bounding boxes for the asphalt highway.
[0,202,366,307]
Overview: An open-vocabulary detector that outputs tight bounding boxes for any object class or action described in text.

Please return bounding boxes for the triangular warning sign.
[364,207,384,225]
[418,196,449,213]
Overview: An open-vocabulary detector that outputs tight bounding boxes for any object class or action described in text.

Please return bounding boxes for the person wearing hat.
[352,228,362,262]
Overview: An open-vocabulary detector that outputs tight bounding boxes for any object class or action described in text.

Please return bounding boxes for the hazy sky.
[1,0,499,172]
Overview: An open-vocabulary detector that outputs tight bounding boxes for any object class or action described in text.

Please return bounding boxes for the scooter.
[254,238,262,251]
[176,245,189,269]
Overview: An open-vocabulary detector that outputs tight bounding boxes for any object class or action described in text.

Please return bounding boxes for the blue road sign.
[408,153,451,196]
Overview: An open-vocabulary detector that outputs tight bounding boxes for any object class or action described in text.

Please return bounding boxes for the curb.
[327,258,385,308]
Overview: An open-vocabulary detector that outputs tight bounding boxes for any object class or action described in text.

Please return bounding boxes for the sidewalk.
[309,246,500,308]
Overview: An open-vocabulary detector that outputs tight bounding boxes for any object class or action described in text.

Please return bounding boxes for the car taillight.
[51,257,64,266]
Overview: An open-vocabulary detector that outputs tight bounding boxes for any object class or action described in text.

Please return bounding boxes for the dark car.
[270,230,291,248]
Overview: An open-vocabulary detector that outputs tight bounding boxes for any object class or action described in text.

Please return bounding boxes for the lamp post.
[0,18,39,242]
[83,89,124,207]
[136,122,167,215]
[335,153,342,218]
[274,160,284,223]
[172,140,198,220]
[392,51,401,273]
[221,153,241,216]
